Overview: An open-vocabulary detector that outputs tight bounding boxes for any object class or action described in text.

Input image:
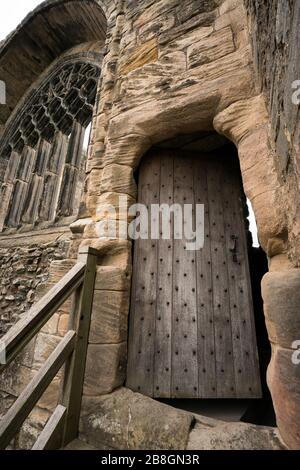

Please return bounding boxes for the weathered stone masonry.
[0,234,70,336]
[245,0,300,450]
[0,0,299,450]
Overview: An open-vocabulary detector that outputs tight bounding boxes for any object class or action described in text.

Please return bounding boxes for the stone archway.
[77,0,299,450]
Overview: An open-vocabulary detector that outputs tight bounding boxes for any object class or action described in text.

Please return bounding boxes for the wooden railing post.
[60,246,98,446]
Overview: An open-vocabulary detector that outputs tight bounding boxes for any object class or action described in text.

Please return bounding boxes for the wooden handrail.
[0,246,98,450]
[0,331,76,450]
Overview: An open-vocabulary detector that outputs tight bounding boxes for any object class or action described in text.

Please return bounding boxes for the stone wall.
[244,0,300,266]
[0,249,75,449]
[79,387,285,450]
[0,233,70,336]
[244,0,300,449]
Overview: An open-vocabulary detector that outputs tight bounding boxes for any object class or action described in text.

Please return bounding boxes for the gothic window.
[0,59,101,232]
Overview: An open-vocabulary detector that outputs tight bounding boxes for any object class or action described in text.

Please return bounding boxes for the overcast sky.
[0,0,259,246]
[0,1,43,40]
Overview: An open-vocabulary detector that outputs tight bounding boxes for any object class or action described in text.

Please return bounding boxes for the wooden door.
[127,149,262,399]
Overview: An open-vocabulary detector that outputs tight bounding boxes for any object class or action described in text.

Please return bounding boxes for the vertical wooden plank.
[194,157,217,397]
[126,152,160,397]
[0,332,76,450]
[32,405,66,450]
[207,157,236,397]
[222,158,261,397]
[171,152,198,398]
[61,246,98,446]
[153,151,173,398]
[127,148,261,400]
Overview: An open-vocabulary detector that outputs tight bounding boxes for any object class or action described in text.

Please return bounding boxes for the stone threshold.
[80,388,287,451]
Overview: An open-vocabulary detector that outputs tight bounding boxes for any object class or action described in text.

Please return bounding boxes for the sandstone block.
[41,313,59,336]
[187,417,284,450]
[17,407,50,450]
[269,254,294,272]
[80,239,132,269]
[70,218,93,234]
[96,192,136,222]
[0,363,34,397]
[49,260,75,283]
[261,269,300,348]
[83,343,127,396]
[267,345,300,449]
[80,387,193,450]
[89,290,129,344]
[100,164,137,198]
[0,391,15,417]
[219,0,240,15]
[94,266,131,291]
[57,313,69,337]
[32,333,61,369]
[214,95,268,145]
[119,39,158,75]
[139,13,176,43]
[104,134,151,169]
[187,27,235,69]
[37,377,60,412]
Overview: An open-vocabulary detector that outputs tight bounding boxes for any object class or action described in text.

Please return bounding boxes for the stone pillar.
[39,131,68,222]
[262,266,300,449]
[57,121,86,217]
[22,140,52,224]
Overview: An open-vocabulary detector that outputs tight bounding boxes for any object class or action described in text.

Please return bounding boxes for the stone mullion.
[1,146,39,229]
[57,122,86,217]
[0,151,22,231]
[10,145,39,227]
[39,131,69,222]
[22,139,52,224]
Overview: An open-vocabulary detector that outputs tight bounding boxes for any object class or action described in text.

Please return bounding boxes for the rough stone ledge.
[80,387,286,450]
[187,416,286,450]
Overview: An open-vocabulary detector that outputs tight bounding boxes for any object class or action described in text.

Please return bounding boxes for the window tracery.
[0,60,100,232]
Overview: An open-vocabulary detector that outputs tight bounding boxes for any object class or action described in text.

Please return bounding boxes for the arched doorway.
[127,139,262,400]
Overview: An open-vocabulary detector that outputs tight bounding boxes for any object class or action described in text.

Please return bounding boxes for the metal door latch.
[230,235,238,263]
